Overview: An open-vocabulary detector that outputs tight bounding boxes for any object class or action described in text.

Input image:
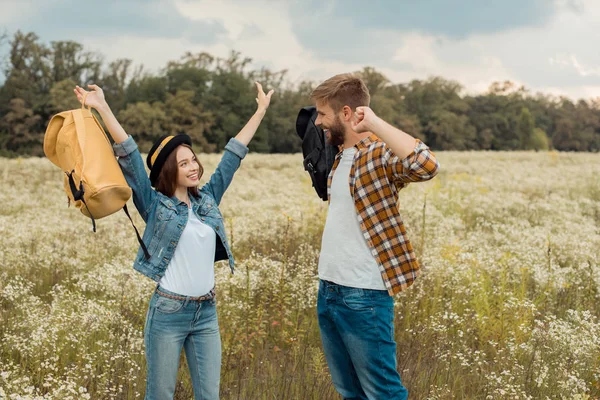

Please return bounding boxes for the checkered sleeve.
[385,139,439,186]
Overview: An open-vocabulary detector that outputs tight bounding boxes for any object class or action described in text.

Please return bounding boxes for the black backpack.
[295,106,338,201]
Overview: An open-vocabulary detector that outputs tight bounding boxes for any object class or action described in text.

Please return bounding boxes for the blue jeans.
[144,287,221,400]
[317,280,408,400]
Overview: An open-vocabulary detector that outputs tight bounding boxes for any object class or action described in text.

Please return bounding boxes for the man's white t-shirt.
[318,147,386,290]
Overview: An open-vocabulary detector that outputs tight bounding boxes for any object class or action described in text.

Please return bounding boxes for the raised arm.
[202,82,274,204]
[352,106,440,185]
[233,82,274,146]
[74,84,157,220]
[75,85,128,144]
[352,106,416,159]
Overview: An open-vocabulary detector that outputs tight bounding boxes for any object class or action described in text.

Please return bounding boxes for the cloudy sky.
[2,0,600,100]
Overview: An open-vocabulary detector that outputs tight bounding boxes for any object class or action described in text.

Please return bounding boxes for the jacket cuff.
[112,135,138,157]
[224,138,249,159]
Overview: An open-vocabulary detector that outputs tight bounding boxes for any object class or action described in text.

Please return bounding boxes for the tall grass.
[1,151,599,399]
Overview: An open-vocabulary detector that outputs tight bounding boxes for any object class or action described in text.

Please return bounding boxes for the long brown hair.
[155,144,203,198]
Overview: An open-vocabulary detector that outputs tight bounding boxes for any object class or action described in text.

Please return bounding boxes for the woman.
[74,82,273,400]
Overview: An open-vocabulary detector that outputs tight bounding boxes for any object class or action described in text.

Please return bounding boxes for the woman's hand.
[73,84,109,112]
[255,82,274,114]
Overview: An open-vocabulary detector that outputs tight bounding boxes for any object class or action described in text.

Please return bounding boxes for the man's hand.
[353,106,417,159]
[351,106,380,133]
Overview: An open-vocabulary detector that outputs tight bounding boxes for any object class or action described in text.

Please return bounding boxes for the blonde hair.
[311,73,370,112]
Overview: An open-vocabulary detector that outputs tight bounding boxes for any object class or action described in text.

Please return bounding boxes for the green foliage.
[518,107,535,150]
[1,31,599,156]
[532,127,550,151]
[49,78,80,113]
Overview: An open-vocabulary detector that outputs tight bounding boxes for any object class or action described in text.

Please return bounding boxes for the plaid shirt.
[327,135,439,295]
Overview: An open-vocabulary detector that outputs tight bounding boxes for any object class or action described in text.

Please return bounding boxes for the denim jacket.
[112,135,248,282]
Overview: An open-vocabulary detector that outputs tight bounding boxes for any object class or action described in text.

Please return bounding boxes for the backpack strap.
[65,169,97,232]
[123,205,151,259]
[72,93,90,178]
[70,93,98,232]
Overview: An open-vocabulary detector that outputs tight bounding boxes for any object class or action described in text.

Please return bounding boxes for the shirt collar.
[336,134,379,158]
[356,134,379,150]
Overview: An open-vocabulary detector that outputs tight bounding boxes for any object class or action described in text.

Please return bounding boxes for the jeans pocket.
[155,297,184,314]
[342,291,373,312]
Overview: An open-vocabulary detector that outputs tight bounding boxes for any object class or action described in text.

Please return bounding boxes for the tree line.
[1,31,599,156]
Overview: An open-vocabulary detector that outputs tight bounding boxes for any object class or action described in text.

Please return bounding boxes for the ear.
[341,105,353,122]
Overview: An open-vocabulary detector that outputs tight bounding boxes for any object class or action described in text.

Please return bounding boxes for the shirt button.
[201,218,206,221]
[215,226,220,231]
[170,242,176,246]
[207,204,212,208]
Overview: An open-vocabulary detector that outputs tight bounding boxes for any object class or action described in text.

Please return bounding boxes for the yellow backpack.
[44,97,149,257]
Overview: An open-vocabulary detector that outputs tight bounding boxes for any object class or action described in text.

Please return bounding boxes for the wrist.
[95,103,111,115]
[368,115,385,135]
[255,108,267,118]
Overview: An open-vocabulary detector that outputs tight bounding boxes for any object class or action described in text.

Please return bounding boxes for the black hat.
[146,133,192,186]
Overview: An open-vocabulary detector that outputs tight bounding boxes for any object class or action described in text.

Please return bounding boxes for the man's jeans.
[317,280,408,400]
[144,287,221,400]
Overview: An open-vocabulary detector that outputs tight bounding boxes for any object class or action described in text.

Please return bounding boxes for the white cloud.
[173,0,374,84]
[0,0,42,24]
[3,0,600,100]
[390,33,518,94]
[75,0,365,87]
[550,54,600,77]
[375,0,600,99]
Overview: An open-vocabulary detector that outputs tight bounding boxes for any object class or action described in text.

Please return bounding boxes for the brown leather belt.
[156,287,216,302]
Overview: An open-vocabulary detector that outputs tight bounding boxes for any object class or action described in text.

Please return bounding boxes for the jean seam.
[188,337,203,400]
[377,317,392,398]
[143,306,156,399]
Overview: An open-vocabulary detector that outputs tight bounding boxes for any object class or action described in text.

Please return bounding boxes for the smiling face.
[315,100,347,147]
[155,144,204,198]
[311,74,371,148]
[175,146,201,188]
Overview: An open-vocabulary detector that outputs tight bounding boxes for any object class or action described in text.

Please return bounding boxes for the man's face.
[315,101,346,146]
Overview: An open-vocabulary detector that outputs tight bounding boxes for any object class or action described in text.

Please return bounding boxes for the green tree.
[118,101,169,152]
[0,98,42,155]
[357,67,390,97]
[126,75,168,105]
[532,128,550,151]
[49,78,80,113]
[426,110,476,150]
[100,58,134,113]
[518,107,536,150]
[204,51,257,151]
[2,31,52,115]
[49,40,101,83]
[165,52,214,102]
[2,30,600,156]
[164,90,214,152]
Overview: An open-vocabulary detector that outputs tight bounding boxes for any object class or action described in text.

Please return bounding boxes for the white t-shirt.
[318,147,386,290]
[159,208,217,296]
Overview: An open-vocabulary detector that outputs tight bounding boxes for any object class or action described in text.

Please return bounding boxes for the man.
[313,74,439,400]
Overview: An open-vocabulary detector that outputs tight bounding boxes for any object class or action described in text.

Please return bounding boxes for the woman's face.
[175,146,200,188]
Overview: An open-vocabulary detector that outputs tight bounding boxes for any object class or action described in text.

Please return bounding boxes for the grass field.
[1,150,599,399]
